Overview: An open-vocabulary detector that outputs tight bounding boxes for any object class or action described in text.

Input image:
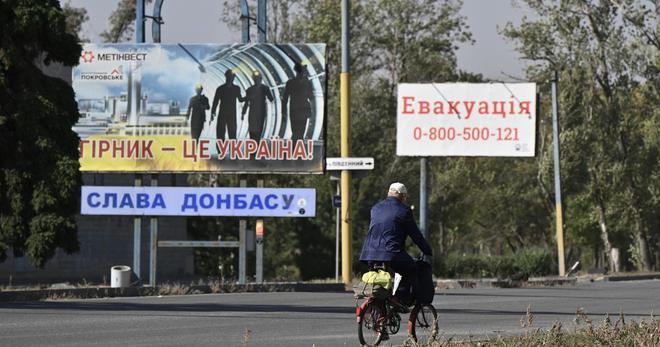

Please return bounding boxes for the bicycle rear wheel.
[408,304,438,344]
[358,300,386,346]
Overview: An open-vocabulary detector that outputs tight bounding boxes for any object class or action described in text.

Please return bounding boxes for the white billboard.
[397,83,536,157]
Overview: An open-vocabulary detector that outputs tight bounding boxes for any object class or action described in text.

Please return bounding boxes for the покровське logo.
[79,65,124,81]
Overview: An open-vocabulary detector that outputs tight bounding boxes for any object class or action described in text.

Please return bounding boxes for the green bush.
[443,254,489,278]
[437,248,553,279]
[515,248,554,277]
[488,255,517,279]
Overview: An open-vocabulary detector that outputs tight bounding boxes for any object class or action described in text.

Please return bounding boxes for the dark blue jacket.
[359,197,433,262]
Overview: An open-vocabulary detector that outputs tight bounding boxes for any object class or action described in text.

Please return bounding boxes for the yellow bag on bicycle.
[361,270,393,290]
[354,270,393,299]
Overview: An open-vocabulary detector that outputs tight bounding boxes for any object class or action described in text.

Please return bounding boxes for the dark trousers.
[389,260,417,304]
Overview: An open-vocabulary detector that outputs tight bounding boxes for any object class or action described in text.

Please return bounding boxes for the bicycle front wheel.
[408,304,438,344]
[358,300,385,346]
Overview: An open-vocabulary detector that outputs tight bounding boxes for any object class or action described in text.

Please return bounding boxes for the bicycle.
[355,262,438,346]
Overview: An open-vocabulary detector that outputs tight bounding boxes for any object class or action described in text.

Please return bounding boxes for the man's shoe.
[379,331,390,341]
[401,298,415,307]
[389,297,410,313]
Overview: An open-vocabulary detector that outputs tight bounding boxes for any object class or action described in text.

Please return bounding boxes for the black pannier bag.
[414,260,434,305]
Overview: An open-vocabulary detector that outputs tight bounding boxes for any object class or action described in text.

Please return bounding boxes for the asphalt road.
[1,280,659,347]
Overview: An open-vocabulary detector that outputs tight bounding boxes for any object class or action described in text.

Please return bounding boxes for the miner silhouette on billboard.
[241,71,273,140]
[282,62,314,140]
[211,70,243,140]
[186,83,210,141]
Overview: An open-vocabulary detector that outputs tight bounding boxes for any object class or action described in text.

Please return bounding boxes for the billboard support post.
[133,1,145,284]
[149,175,158,286]
[136,0,145,43]
[257,0,267,43]
[256,180,264,283]
[140,0,162,287]
[255,0,265,283]
[551,71,566,276]
[236,2,252,285]
[240,0,251,43]
[133,176,142,282]
[256,224,263,283]
[239,179,247,284]
[419,157,428,239]
[150,0,164,43]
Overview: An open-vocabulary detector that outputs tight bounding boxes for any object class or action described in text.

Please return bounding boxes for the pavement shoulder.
[435,272,660,290]
[0,282,346,302]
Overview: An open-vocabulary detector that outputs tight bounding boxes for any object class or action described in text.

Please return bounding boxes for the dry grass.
[157,282,188,296]
[242,327,252,346]
[420,308,660,347]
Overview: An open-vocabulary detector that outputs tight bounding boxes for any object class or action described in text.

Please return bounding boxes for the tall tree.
[62,1,89,42]
[502,0,659,271]
[100,0,153,43]
[100,0,136,43]
[221,0,298,43]
[0,0,82,267]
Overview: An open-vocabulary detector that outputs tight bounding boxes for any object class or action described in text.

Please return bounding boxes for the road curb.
[435,272,660,289]
[0,282,346,302]
[436,276,578,289]
[606,272,660,282]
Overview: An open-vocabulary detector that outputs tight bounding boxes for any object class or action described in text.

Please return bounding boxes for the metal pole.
[551,71,566,276]
[133,1,145,284]
[239,179,247,284]
[256,180,264,283]
[136,0,145,43]
[240,0,250,43]
[256,227,263,283]
[236,0,251,286]
[335,180,340,282]
[133,176,142,282]
[419,157,428,239]
[147,0,164,288]
[151,0,164,43]
[340,0,352,286]
[257,0,267,43]
[149,175,158,286]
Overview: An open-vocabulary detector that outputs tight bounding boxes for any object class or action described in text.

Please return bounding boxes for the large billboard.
[397,83,536,157]
[73,43,326,173]
[81,186,316,217]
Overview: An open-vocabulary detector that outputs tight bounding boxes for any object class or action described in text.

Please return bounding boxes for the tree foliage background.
[502,0,659,272]
[210,0,658,279]
[103,0,658,279]
[8,0,655,277]
[0,0,82,268]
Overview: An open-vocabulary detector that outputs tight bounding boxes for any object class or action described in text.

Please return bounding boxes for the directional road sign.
[325,157,374,171]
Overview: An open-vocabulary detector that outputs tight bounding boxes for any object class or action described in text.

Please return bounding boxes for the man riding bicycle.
[359,182,433,310]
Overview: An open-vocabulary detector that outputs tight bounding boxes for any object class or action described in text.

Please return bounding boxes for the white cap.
[389,182,407,195]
